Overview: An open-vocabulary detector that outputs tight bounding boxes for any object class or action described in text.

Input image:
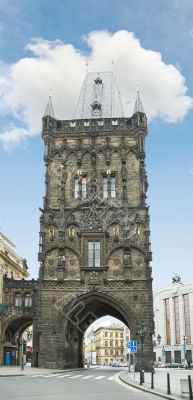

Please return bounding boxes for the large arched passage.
[47,292,137,369]
[1,316,33,366]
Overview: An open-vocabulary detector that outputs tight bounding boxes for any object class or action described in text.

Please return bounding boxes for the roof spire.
[44,90,54,118]
[133,83,144,114]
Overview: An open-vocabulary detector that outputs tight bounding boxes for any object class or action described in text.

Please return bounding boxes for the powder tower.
[34,71,153,369]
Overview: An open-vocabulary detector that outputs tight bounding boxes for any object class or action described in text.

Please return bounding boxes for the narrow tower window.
[82,177,87,198]
[74,176,87,199]
[103,173,116,198]
[74,178,79,198]
[88,241,100,267]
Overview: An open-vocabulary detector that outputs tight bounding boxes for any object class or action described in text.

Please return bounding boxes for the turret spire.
[44,92,54,118]
[133,87,144,115]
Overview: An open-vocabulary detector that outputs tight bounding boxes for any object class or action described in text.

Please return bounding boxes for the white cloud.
[0,30,192,149]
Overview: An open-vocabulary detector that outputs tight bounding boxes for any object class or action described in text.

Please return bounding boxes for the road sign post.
[127,340,137,377]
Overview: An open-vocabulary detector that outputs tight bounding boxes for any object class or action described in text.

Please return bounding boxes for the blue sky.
[0,0,193,290]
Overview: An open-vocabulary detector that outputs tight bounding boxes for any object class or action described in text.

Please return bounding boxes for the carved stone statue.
[124,253,131,267]
[123,182,127,200]
[57,254,66,267]
[91,178,97,193]
[172,274,182,284]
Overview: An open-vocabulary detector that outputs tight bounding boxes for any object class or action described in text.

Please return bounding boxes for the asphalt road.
[0,367,164,400]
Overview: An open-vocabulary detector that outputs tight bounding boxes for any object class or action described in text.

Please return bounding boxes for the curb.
[0,366,99,377]
[0,374,25,377]
[119,373,179,400]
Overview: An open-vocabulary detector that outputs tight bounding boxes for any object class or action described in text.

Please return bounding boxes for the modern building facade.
[94,324,125,365]
[1,70,154,370]
[154,279,193,364]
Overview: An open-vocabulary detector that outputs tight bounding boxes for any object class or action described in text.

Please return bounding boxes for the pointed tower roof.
[74,71,124,119]
[133,89,144,114]
[44,94,54,118]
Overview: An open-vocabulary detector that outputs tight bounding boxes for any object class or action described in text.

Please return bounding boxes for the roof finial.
[133,82,144,114]
[86,60,89,73]
[44,89,54,118]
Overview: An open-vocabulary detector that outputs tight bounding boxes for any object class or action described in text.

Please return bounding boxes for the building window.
[105,341,108,346]
[88,241,100,267]
[74,178,79,198]
[105,332,108,337]
[15,293,22,307]
[82,233,105,268]
[165,298,171,345]
[74,176,87,199]
[103,173,116,198]
[115,332,118,338]
[120,333,123,338]
[110,332,113,338]
[183,294,191,344]
[165,351,171,364]
[174,350,181,364]
[24,293,32,307]
[5,330,11,342]
[82,177,87,198]
[173,296,180,344]
[110,340,113,346]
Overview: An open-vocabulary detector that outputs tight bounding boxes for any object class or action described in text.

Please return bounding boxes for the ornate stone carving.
[88,271,100,285]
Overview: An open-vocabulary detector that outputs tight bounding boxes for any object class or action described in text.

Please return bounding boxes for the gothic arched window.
[15,293,22,307]
[24,293,32,307]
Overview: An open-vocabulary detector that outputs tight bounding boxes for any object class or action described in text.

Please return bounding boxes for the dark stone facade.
[33,110,154,370]
[1,106,154,370]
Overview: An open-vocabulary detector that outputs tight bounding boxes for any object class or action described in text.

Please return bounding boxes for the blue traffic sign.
[127,340,138,352]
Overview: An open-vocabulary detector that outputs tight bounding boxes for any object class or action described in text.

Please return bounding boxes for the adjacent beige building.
[0,231,29,304]
[94,325,125,365]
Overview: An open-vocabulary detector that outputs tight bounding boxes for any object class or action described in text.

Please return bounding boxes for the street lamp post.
[138,322,148,383]
[162,346,165,364]
[157,334,161,345]
[182,335,187,361]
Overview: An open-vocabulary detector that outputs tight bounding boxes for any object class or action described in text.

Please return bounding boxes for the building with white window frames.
[0,232,29,306]
[153,279,193,365]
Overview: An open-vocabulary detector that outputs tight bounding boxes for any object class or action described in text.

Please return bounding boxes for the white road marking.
[94,375,106,380]
[107,376,114,380]
[56,374,73,378]
[44,373,63,378]
[82,375,94,380]
[68,374,84,379]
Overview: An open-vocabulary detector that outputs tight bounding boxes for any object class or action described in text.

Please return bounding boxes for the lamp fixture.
[68,228,75,239]
[157,334,161,345]
[48,229,55,237]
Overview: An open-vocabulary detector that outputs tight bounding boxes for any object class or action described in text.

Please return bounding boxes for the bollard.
[21,357,24,371]
[142,369,145,383]
[167,372,171,395]
[151,371,154,389]
[188,375,193,400]
[140,369,143,385]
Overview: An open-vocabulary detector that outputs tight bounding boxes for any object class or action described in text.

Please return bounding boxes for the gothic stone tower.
[34,71,153,369]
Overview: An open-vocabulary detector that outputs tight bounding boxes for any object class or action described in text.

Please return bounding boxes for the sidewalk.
[0,365,81,377]
[0,364,99,377]
[119,368,193,399]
